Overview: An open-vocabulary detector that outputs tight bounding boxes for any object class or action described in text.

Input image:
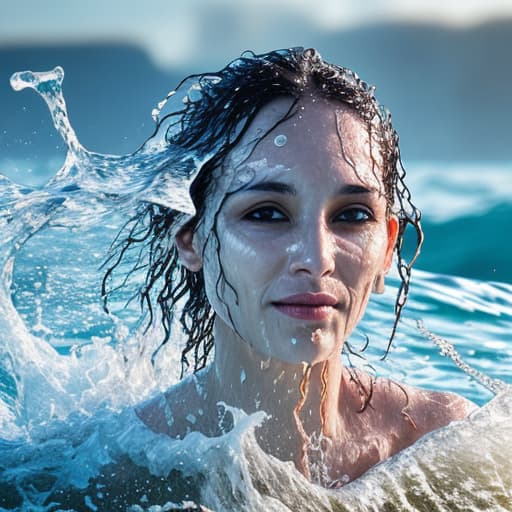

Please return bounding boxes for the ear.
[175,227,203,272]
[373,215,399,294]
[383,214,399,271]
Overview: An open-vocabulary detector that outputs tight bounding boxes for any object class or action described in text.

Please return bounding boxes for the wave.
[0,391,510,511]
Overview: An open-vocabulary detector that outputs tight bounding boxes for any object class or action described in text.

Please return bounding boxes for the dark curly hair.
[102,47,423,377]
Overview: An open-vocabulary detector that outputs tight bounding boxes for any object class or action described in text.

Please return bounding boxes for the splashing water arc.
[10,67,81,155]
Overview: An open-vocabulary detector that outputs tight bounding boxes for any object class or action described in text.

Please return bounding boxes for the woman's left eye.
[333,207,373,223]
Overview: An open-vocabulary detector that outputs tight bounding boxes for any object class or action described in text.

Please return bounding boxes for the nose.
[288,219,336,277]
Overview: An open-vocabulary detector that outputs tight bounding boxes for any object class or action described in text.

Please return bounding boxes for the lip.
[272,292,339,321]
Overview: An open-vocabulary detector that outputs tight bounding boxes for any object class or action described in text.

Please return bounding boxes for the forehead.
[224,93,383,190]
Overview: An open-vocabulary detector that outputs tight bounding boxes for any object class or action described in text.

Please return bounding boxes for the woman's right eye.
[243,206,288,223]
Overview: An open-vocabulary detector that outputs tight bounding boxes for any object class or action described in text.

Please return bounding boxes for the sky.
[2,0,512,68]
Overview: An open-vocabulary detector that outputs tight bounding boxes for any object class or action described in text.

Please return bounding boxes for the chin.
[262,340,338,367]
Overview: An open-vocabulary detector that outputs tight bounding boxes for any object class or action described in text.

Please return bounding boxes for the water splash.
[0,68,194,439]
[7,66,198,223]
[10,67,82,156]
[416,319,509,395]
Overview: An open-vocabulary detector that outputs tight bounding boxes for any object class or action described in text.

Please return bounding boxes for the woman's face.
[185,93,398,365]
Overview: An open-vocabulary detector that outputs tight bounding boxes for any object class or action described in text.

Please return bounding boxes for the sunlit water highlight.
[0,67,511,511]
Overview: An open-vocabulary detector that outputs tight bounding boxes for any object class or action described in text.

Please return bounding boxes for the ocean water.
[0,67,511,511]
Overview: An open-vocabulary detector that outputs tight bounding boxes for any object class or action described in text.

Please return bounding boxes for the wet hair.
[102,47,423,377]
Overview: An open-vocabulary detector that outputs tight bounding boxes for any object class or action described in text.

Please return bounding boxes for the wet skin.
[138,93,476,485]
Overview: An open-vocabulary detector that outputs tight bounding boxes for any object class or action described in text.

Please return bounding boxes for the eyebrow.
[340,184,374,195]
[241,181,297,195]
[239,181,374,196]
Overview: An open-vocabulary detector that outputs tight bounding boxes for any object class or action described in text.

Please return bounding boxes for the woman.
[104,48,476,488]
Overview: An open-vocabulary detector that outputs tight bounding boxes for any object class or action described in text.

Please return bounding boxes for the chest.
[306,405,412,486]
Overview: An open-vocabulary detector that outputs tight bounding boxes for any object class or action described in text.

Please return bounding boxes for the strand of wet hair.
[135,206,215,371]
[101,203,216,370]
[345,365,375,413]
[293,363,312,481]
[100,209,154,313]
[342,340,376,412]
[382,151,424,359]
[391,380,417,430]
[319,361,329,438]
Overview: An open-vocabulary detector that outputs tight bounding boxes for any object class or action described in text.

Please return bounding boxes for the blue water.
[0,67,511,511]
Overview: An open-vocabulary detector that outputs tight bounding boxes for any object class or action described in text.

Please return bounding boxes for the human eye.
[243,205,288,223]
[333,206,374,223]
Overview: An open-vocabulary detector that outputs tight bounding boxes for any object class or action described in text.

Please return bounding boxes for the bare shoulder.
[135,382,185,437]
[407,385,478,432]
[373,375,478,438]
[136,370,210,437]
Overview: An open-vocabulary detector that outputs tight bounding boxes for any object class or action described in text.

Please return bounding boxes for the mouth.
[272,292,339,321]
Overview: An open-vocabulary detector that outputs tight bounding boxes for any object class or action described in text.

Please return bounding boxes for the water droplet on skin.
[240,369,246,384]
[186,413,197,424]
[311,329,322,345]
[234,167,255,185]
[187,85,202,103]
[260,358,271,370]
[291,337,297,345]
[273,371,285,386]
[273,134,287,147]
[286,243,301,254]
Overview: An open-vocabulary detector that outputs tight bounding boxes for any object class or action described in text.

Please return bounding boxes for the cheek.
[335,228,390,283]
[219,228,282,312]
[365,227,392,268]
[200,234,231,324]
[220,229,259,261]
[200,225,271,327]
[216,216,285,284]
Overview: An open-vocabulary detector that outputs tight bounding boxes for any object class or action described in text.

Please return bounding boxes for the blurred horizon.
[2,16,512,163]
[3,0,512,69]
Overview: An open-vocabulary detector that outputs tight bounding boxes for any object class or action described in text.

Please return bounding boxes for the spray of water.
[417,319,509,395]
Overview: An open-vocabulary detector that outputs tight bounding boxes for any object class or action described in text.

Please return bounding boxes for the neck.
[206,318,349,465]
